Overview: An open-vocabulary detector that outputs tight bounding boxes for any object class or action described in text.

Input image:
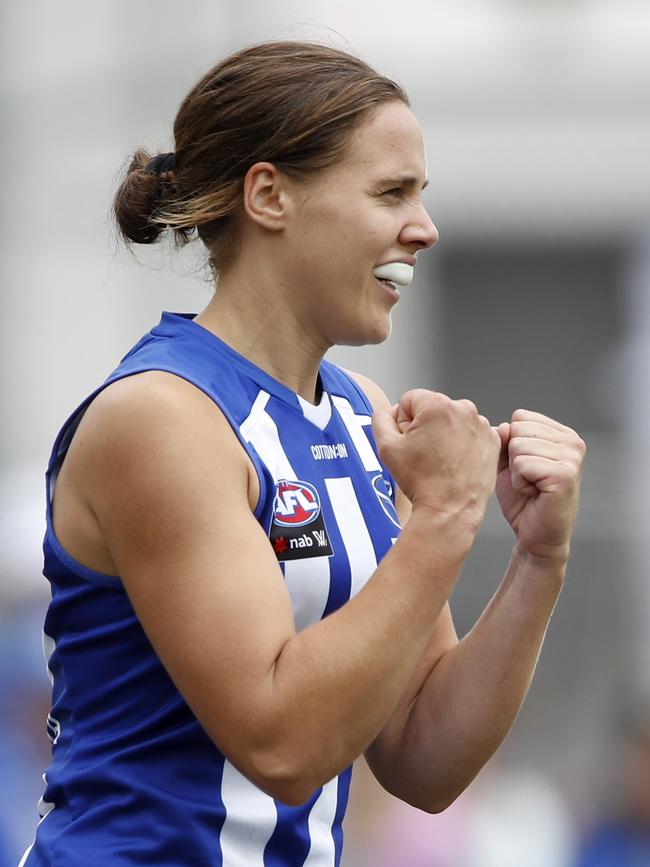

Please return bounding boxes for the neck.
[194,262,329,405]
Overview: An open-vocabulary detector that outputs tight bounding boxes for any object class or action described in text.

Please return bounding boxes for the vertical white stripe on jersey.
[19,639,59,864]
[241,390,332,631]
[285,555,331,632]
[42,631,55,684]
[325,477,378,599]
[226,390,282,864]
[303,778,339,866]
[331,396,381,472]
[219,760,278,867]
[17,843,34,867]
[240,390,271,434]
[18,774,55,867]
[236,389,338,861]
[241,390,294,480]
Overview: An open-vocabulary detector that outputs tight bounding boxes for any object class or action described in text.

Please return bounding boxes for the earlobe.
[243,162,287,231]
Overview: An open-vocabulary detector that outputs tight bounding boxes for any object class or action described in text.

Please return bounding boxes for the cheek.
[289,200,388,288]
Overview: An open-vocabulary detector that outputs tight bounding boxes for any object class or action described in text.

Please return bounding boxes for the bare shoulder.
[85,369,231,434]
[341,368,393,413]
[72,370,256,513]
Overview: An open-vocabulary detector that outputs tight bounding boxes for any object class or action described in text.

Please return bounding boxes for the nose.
[400,203,439,251]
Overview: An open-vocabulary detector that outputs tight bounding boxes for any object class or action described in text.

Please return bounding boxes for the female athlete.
[22,41,585,867]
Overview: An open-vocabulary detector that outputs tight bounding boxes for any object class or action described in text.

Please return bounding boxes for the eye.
[382,188,403,198]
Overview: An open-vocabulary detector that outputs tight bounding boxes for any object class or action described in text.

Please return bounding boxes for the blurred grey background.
[2,2,650,865]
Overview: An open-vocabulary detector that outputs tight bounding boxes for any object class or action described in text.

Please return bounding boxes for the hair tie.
[145,152,176,175]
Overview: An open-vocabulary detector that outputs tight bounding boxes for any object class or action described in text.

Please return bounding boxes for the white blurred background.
[2,2,650,865]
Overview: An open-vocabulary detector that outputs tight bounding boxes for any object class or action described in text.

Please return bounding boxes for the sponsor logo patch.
[270,479,334,560]
[372,473,401,529]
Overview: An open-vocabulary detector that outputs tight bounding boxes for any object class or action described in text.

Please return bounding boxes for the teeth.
[373,262,414,286]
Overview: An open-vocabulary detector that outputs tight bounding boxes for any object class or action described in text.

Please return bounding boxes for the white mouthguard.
[372,262,414,287]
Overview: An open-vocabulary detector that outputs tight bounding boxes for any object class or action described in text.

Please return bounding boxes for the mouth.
[372,262,414,287]
[375,275,401,301]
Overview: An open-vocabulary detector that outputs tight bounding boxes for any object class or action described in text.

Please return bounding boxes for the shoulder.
[82,369,237,442]
[340,368,393,414]
[71,370,255,510]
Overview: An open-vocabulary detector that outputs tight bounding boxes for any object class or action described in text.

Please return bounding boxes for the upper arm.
[74,371,297,787]
[344,368,459,782]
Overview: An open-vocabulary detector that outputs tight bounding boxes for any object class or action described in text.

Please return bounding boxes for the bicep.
[80,373,296,763]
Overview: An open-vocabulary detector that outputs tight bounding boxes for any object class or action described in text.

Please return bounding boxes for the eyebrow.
[376,175,429,191]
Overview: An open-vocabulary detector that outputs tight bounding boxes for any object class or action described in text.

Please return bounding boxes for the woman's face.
[282,100,439,348]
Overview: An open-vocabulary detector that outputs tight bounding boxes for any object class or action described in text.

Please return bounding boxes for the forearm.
[254,507,474,799]
[374,545,566,811]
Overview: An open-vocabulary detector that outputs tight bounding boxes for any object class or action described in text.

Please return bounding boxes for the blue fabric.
[574,822,650,867]
[24,312,400,866]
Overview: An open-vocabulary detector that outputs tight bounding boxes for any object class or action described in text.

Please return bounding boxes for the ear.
[243,162,289,231]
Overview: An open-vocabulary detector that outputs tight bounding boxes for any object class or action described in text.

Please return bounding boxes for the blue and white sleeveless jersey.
[22,312,402,867]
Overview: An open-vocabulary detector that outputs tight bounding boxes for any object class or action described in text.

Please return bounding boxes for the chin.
[336,316,393,347]
[367,313,393,344]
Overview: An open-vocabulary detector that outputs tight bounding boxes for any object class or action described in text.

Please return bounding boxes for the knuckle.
[408,388,440,409]
[422,391,450,418]
[455,398,478,416]
[567,458,579,475]
[508,436,524,455]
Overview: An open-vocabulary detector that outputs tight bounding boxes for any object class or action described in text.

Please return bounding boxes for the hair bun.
[113,148,175,245]
[145,152,176,175]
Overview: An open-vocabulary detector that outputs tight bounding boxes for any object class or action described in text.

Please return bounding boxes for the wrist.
[410,496,487,537]
[408,500,479,553]
[512,541,570,577]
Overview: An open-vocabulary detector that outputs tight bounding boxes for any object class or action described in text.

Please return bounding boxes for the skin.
[51,101,585,808]
[193,100,438,398]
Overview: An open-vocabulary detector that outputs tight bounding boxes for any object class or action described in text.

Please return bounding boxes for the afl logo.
[372,474,401,529]
[273,479,322,527]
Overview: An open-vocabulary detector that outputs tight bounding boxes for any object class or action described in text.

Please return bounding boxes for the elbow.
[421,777,478,814]
[243,745,324,807]
[380,775,465,815]
[254,769,322,808]
[415,793,458,815]
[204,707,338,806]
[263,777,319,807]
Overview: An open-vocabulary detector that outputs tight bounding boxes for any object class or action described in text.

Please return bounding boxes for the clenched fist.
[495,409,586,562]
[373,389,501,532]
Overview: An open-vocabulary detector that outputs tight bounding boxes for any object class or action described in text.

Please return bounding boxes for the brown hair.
[113,41,408,277]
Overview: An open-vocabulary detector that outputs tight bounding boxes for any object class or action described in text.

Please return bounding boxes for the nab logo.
[273,480,321,527]
[270,479,334,560]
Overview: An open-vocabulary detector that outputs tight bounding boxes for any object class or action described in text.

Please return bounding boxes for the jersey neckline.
[154,311,335,431]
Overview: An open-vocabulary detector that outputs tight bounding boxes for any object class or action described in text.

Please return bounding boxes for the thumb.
[496,422,510,473]
[397,402,413,434]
